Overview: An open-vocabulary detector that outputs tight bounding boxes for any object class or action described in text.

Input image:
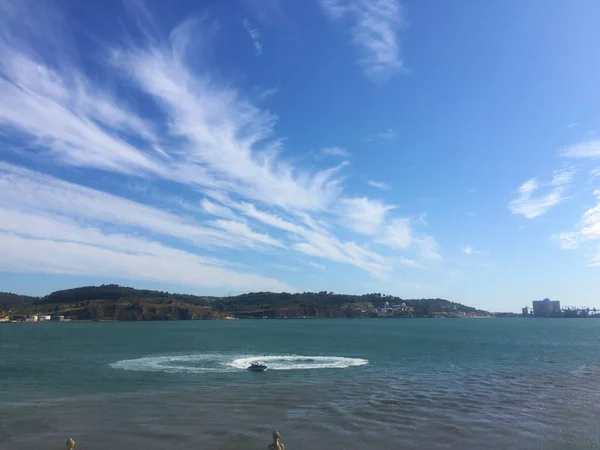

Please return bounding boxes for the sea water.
[1,319,600,449]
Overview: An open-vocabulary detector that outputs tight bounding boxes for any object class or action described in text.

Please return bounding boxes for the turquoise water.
[2,319,600,449]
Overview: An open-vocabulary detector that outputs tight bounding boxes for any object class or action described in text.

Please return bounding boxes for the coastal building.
[39,315,52,321]
[532,298,561,317]
[521,307,529,316]
[393,302,413,312]
[51,315,65,322]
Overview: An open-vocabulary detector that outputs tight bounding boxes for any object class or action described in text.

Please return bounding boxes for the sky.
[0,0,599,312]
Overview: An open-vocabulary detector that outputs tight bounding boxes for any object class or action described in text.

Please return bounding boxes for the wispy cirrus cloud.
[207,197,393,277]
[341,197,395,235]
[0,50,169,177]
[0,3,443,289]
[0,163,280,251]
[508,168,575,219]
[243,18,263,55]
[320,146,350,158]
[552,189,600,264]
[0,165,291,291]
[364,128,396,143]
[415,236,443,262]
[319,0,404,81]
[591,247,600,267]
[378,218,412,249]
[560,139,600,159]
[0,11,344,212]
[377,128,396,140]
[461,245,486,256]
[368,179,390,190]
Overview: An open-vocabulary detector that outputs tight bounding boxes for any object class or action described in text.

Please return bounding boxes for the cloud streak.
[560,139,600,159]
[0,4,443,289]
[320,0,404,80]
[552,189,600,265]
[508,168,574,219]
[243,18,263,55]
[321,146,350,158]
[368,179,390,190]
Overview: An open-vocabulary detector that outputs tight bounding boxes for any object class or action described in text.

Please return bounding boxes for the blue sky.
[1,0,599,311]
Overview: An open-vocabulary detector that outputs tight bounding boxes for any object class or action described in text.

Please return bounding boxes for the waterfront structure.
[532,298,561,317]
[522,306,529,316]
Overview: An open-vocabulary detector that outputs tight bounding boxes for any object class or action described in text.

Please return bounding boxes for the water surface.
[2,319,600,449]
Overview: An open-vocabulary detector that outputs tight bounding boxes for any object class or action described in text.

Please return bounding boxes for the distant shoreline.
[3,315,503,324]
[0,284,495,321]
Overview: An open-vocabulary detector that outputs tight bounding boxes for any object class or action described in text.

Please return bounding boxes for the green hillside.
[0,285,489,320]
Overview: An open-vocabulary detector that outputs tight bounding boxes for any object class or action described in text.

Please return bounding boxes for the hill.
[0,292,39,312]
[0,285,489,320]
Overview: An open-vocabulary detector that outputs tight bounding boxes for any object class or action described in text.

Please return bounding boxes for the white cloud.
[321,146,350,158]
[0,165,292,290]
[210,219,284,248]
[461,245,485,256]
[113,29,349,211]
[237,201,390,276]
[243,18,262,56]
[552,232,581,250]
[0,6,445,286]
[508,168,574,219]
[560,139,600,159]
[254,86,278,101]
[378,218,412,249]
[0,14,345,212]
[341,197,395,235]
[0,231,290,292]
[309,262,325,270]
[415,236,442,262]
[552,190,600,265]
[0,204,290,291]
[0,52,168,177]
[377,128,396,140]
[397,257,425,269]
[200,198,237,220]
[590,248,600,267]
[368,179,390,190]
[319,0,404,80]
[0,163,279,251]
[364,128,396,142]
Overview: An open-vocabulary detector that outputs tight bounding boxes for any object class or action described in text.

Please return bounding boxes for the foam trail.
[110,354,368,374]
[110,354,226,374]
[230,355,369,371]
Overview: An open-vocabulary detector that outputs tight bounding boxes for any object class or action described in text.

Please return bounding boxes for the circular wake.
[229,355,368,371]
[110,354,368,374]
